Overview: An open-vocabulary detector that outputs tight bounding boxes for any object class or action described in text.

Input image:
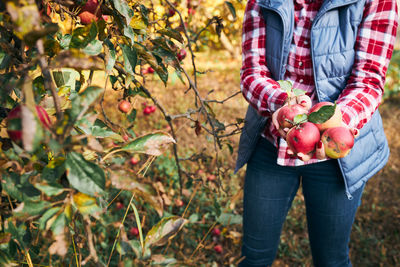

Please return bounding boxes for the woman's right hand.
[272,95,312,139]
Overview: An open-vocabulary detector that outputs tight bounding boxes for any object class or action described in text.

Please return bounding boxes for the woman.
[236,0,398,266]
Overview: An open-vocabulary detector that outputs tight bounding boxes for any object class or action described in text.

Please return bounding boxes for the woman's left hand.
[314,126,360,160]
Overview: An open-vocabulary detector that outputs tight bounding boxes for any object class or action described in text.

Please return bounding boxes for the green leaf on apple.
[277,80,292,95]
[293,114,308,125]
[308,104,336,124]
[293,88,306,97]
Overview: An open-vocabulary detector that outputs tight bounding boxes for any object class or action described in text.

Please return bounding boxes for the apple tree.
[0,0,243,265]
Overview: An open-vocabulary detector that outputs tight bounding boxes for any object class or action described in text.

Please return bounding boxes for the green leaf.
[65,152,106,196]
[112,0,134,25]
[157,29,184,43]
[308,104,336,124]
[111,173,164,217]
[123,25,136,45]
[188,213,199,223]
[144,216,187,247]
[293,114,308,125]
[39,207,61,230]
[104,39,116,72]
[217,212,242,226]
[0,49,11,70]
[70,24,98,49]
[0,249,16,267]
[277,80,292,94]
[13,201,51,218]
[293,88,306,97]
[127,109,137,122]
[83,39,103,56]
[69,86,103,121]
[73,192,101,216]
[34,183,64,196]
[59,34,72,49]
[50,213,66,235]
[150,255,177,266]
[119,132,175,156]
[121,44,137,76]
[52,69,80,92]
[225,1,237,20]
[6,222,28,250]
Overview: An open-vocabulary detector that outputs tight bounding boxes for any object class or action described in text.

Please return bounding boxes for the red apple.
[7,105,51,143]
[177,49,187,61]
[214,244,223,254]
[207,174,216,181]
[116,202,124,210]
[123,134,129,142]
[79,11,99,24]
[148,106,156,113]
[321,127,354,159]
[286,122,320,158]
[130,157,139,165]
[212,228,221,236]
[118,100,130,113]
[175,198,184,207]
[188,8,195,15]
[81,0,100,13]
[78,0,102,24]
[143,106,152,115]
[129,227,139,237]
[277,104,308,130]
[308,102,343,132]
[147,67,155,74]
[168,9,176,17]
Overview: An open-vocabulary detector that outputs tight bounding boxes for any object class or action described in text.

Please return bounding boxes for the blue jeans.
[239,138,365,267]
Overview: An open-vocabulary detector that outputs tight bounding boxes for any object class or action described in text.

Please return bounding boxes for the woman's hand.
[315,125,359,160]
[272,95,312,139]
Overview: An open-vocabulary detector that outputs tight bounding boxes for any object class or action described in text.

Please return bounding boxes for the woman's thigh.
[300,160,365,267]
[240,138,300,266]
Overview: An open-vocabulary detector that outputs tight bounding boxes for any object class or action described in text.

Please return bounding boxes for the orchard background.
[0,0,399,266]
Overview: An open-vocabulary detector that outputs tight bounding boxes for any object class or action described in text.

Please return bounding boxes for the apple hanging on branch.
[7,105,51,143]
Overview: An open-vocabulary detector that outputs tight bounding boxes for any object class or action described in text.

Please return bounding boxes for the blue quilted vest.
[235,0,390,199]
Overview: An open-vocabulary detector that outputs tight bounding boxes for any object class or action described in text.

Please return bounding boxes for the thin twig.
[36,39,62,121]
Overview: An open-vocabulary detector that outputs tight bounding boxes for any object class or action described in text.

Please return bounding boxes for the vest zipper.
[310,1,358,200]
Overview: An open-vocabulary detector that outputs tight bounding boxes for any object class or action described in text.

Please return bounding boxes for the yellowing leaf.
[130,16,147,30]
[144,216,187,247]
[72,192,101,216]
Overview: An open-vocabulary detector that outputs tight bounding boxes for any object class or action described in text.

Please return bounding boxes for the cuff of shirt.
[265,85,288,114]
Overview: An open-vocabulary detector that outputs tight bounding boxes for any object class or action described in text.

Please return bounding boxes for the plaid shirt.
[241,0,399,166]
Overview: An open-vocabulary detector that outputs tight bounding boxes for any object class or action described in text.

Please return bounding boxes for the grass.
[98,49,400,266]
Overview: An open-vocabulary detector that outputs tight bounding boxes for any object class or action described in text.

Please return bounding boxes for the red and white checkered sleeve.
[337,0,399,129]
[240,0,288,116]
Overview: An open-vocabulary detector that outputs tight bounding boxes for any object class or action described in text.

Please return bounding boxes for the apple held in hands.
[277,104,308,130]
[308,102,342,132]
[286,122,320,159]
[321,127,355,159]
